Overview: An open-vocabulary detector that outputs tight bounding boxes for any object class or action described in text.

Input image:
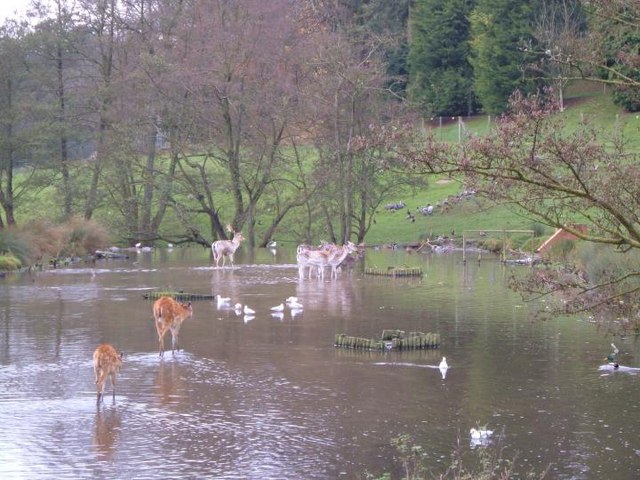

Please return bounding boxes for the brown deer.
[153,296,193,357]
[211,227,245,268]
[93,343,123,403]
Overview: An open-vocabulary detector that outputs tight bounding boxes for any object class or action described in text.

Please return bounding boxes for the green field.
[366,86,639,247]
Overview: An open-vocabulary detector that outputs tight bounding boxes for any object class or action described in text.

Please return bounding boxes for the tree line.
[0,0,637,250]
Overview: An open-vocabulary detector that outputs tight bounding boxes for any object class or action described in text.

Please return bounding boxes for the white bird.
[267,240,277,248]
[285,296,298,304]
[216,295,231,308]
[470,428,493,439]
[270,303,284,312]
[439,357,448,369]
[135,242,142,248]
[288,300,304,309]
[243,305,255,315]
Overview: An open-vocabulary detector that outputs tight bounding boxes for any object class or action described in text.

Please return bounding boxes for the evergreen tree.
[595,6,640,112]
[356,0,411,97]
[408,0,477,116]
[469,0,540,114]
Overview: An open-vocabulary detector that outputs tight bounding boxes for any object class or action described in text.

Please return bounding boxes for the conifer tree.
[408,0,477,116]
[469,0,540,114]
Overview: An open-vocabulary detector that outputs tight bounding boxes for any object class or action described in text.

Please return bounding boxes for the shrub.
[10,217,111,265]
[0,255,22,271]
[60,216,110,257]
[17,220,64,263]
[546,239,576,262]
[0,228,31,265]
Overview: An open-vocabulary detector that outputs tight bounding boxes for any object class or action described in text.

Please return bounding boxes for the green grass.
[365,178,547,246]
[365,87,638,246]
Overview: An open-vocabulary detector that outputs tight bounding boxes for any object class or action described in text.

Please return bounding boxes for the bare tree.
[303,12,423,244]
[393,90,640,328]
[531,0,585,111]
[159,0,319,247]
[534,1,640,94]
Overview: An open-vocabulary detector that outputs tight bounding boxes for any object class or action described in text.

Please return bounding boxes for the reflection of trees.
[93,405,121,461]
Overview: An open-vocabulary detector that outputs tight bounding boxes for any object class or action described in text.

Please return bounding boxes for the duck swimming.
[470,428,493,439]
[439,357,448,369]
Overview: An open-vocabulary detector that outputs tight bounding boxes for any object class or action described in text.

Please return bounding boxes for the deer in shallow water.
[211,227,245,267]
[93,344,123,403]
[153,296,193,357]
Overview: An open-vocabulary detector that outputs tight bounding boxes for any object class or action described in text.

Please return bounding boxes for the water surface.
[0,247,638,479]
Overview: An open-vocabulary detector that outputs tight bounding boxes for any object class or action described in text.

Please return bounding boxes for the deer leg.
[110,371,117,400]
[158,332,165,357]
[171,327,180,355]
[96,370,107,403]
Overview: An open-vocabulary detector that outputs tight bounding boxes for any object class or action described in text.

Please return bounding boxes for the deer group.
[90,230,359,404]
[211,227,245,268]
[297,241,359,279]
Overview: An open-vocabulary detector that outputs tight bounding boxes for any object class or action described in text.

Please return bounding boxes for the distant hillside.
[365,89,638,246]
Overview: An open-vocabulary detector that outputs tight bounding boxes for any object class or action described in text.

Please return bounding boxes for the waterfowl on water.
[216,295,231,308]
[606,343,620,363]
[439,357,448,369]
[270,303,284,312]
[470,428,493,439]
[243,305,255,315]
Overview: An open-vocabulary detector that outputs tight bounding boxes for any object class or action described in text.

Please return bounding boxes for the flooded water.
[0,246,639,479]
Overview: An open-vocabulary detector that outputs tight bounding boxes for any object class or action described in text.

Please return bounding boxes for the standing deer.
[211,228,245,268]
[153,296,193,357]
[93,343,123,403]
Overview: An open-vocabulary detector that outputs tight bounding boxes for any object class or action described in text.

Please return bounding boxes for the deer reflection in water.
[93,405,121,460]
[154,359,186,406]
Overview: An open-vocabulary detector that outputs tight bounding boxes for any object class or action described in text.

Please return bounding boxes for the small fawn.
[93,344,123,402]
[153,296,193,357]
[211,229,245,267]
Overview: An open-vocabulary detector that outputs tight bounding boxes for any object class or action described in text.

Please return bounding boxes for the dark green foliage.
[469,0,541,114]
[355,0,411,96]
[606,31,640,111]
[408,0,477,116]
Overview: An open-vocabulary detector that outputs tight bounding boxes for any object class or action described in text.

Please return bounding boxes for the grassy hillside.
[366,85,639,247]
[364,177,545,246]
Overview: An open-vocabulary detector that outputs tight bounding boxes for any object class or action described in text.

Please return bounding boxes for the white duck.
[243,305,255,315]
[470,428,493,439]
[439,357,448,369]
[216,295,231,308]
[285,296,298,305]
[270,303,284,312]
[288,300,304,309]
